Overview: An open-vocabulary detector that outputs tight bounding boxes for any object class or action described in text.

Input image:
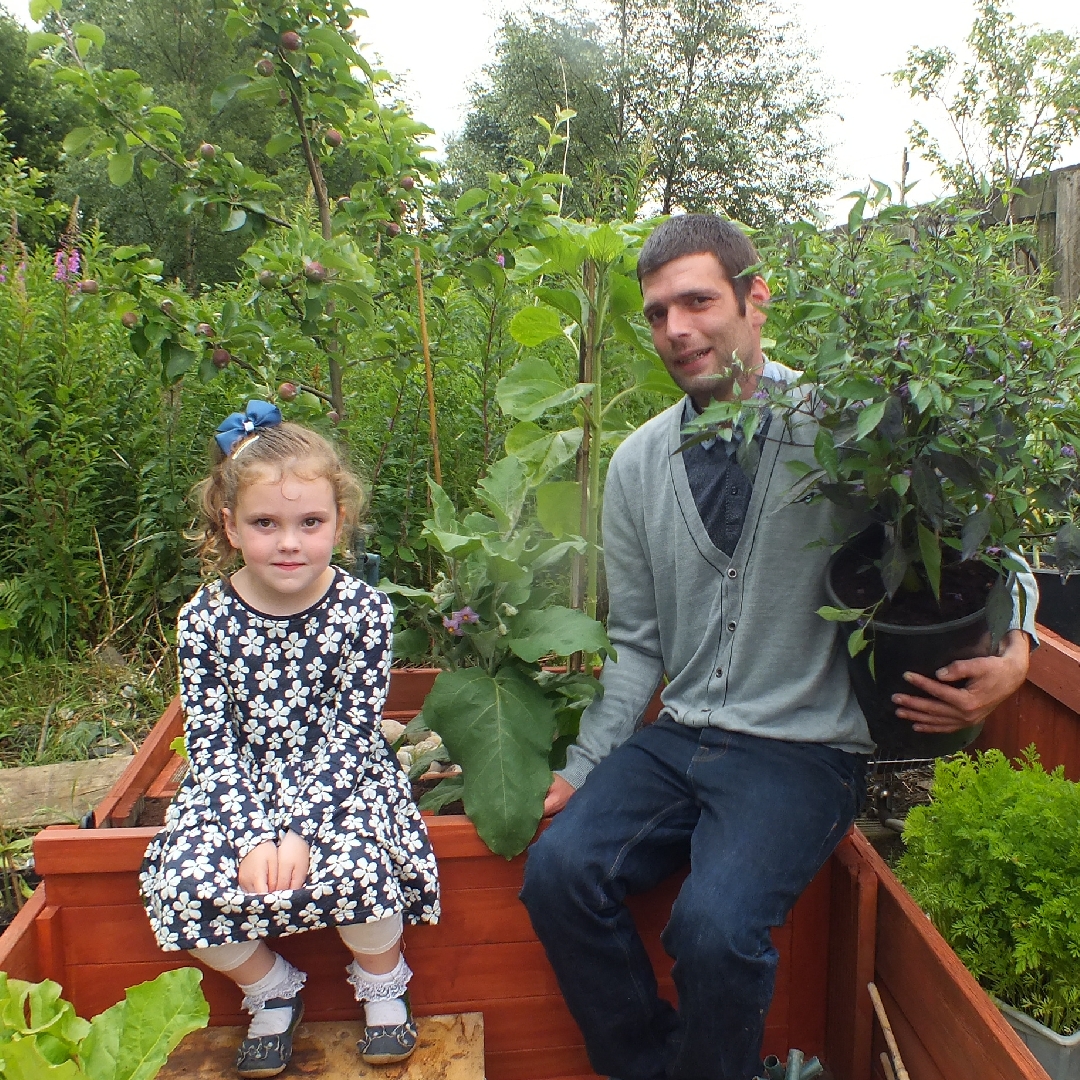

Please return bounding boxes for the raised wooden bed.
[7,647,1080,1080]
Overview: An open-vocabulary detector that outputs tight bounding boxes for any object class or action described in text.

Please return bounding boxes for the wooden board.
[159,1013,484,1079]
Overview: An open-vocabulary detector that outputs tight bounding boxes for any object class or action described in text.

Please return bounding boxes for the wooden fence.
[1006,163,1080,311]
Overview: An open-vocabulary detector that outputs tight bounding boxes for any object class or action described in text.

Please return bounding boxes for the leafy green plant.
[390,453,612,858]
[897,749,1080,1035]
[0,967,208,1079]
[707,191,1080,643]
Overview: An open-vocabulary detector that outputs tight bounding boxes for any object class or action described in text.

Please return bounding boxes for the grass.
[0,647,174,768]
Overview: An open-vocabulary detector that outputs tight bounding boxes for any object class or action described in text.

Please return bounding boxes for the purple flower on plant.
[994,374,1006,385]
[53,248,81,283]
[902,469,912,477]
[1018,339,1032,353]
[495,253,505,267]
[896,335,910,352]
[871,375,884,385]
[852,482,866,492]
[984,492,995,501]
[442,607,480,637]
[965,343,976,357]
[751,389,768,400]
[0,264,6,284]
[846,285,857,297]
[1063,445,1077,458]
[986,546,1002,555]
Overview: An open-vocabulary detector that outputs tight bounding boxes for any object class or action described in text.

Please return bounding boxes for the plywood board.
[159,1012,483,1079]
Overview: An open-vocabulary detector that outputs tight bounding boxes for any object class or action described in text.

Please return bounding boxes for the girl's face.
[222,470,345,615]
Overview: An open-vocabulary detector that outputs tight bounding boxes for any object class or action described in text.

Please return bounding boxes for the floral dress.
[141,571,440,952]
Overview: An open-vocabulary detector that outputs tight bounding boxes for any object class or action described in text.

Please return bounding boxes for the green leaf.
[26,30,61,51]
[162,341,196,383]
[504,422,582,482]
[139,158,159,181]
[855,400,888,441]
[454,188,488,215]
[816,605,866,622]
[0,1036,84,1078]
[911,459,946,528]
[509,306,563,347]
[536,482,582,538]
[107,151,134,187]
[918,524,942,600]
[424,667,556,857]
[985,576,1012,649]
[881,539,908,598]
[72,22,105,48]
[476,455,529,534]
[210,73,253,113]
[847,193,867,233]
[847,624,869,657]
[533,287,583,325]
[496,358,592,422]
[265,132,299,158]
[223,208,247,232]
[81,968,208,1080]
[814,428,839,481]
[417,775,464,813]
[584,223,624,263]
[29,0,61,20]
[508,607,610,663]
[961,509,992,562]
[62,127,96,155]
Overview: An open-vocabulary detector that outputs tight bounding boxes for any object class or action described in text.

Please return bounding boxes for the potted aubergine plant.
[385,452,612,859]
[897,749,1080,1079]
[743,190,1080,758]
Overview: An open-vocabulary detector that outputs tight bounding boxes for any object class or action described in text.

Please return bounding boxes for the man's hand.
[543,775,576,817]
[238,840,279,893]
[892,629,1030,733]
[276,830,310,890]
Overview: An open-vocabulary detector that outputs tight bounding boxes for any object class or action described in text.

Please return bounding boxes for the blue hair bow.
[214,400,282,457]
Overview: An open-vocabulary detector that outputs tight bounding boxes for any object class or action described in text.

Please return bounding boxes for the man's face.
[641,252,770,407]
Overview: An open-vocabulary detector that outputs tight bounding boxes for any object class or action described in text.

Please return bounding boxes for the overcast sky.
[8,0,1080,222]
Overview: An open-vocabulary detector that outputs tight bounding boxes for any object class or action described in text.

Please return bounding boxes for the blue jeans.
[520,719,865,1080]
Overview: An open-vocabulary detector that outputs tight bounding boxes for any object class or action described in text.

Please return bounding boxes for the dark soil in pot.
[827,529,999,761]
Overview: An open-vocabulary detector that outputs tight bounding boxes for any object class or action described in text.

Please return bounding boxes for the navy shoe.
[235,995,304,1078]
[357,993,418,1065]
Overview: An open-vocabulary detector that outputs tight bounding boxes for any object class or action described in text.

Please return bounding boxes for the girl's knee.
[189,938,263,972]
[338,913,403,956]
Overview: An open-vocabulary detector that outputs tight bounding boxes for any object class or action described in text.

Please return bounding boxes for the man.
[519,214,1033,1080]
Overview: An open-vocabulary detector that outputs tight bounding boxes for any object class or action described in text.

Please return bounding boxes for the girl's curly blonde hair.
[194,422,365,575]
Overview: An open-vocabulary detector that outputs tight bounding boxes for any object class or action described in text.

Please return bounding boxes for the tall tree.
[448,0,831,226]
[895,0,1080,212]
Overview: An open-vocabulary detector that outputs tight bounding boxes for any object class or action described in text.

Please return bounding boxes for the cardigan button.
[727,621,737,632]
[715,667,724,678]
[727,568,737,578]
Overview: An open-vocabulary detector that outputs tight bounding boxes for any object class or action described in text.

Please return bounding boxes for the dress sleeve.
[284,588,394,842]
[178,599,278,860]
[559,455,665,790]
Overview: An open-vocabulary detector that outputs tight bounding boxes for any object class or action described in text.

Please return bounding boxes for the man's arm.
[545,457,665,815]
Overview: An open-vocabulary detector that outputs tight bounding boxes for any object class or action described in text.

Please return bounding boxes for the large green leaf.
[424,667,555,856]
[536,482,582,538]
[496,358,592,422]
[80,968,208,1080]
[504,422,582,482]
[509,306,563,347]
[476,455,529,534]
[507,606,611,663]
[107,150,134,187]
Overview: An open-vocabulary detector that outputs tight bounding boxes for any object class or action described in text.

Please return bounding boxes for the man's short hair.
[637,214,760,314]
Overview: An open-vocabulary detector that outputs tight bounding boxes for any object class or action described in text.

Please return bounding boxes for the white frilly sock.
[346,954,411,1028]
[238,954,306,1038]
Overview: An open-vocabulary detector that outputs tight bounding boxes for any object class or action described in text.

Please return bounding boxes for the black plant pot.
[1032,568,1080,646]
[826,539,994,761]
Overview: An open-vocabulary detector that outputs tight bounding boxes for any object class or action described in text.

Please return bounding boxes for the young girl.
[141,401,439,1076]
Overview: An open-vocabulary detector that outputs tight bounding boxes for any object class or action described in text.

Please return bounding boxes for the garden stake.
[869,981,911,1080]
[413,246,441,485]
[880,1051,898,1080]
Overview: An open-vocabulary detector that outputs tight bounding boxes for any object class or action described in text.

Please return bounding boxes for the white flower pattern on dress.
[140,572,440,951]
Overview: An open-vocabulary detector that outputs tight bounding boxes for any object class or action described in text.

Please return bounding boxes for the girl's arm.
[284,590,394,843]
[179,605,278,860]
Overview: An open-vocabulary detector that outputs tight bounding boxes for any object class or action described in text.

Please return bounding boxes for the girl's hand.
[238,841,279,893]
[276,831,310,890]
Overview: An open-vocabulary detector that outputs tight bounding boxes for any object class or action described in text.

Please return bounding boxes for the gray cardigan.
[560,365,1037,789]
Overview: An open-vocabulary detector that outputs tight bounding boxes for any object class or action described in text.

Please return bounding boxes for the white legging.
[191,913,404,971]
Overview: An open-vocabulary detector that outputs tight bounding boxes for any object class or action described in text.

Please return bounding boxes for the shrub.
[897,748,1080,1034]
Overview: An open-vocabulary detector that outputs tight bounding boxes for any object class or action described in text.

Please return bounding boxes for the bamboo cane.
[413,246,441,485]
[869,982,911,1080]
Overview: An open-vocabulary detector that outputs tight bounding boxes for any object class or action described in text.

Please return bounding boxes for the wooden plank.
[36,871,142,908]
[95,696,183,827]
[37,905,64,986]
[0,884,46,981]
[159,1013,484,1079]
[826,835,878,1080]
[385,669,439,714]
[486,1044,594,1080]
[786,861,832,1061]
[1055,165,1080,311]
[35,824,160,875]
[0,756,133,828]
[1027,627,1080,716]
[874,981,945,1080]
[861,834,1047,1080]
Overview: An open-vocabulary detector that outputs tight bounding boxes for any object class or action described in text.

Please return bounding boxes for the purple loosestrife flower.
[0,264,6,284]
